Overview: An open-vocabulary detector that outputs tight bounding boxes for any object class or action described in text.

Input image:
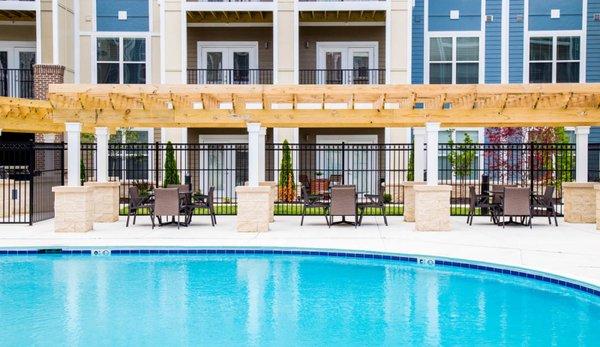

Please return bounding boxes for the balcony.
[299,69,385,84]
[187,69,273,84]
[0,69,34,99]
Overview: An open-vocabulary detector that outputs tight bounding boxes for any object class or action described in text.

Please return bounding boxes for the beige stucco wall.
[298,26,386,70]
[389,0,410,84]
[187,27,273,70]
[58,0,74,82]
[276,0,295,83]
[164,0,183,83]
[40,0,53,64]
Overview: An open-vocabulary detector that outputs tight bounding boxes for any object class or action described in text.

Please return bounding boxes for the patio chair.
[126,186,153,227]
[329,185,358,227]
[186,187,217,226]
[152,188,188,229]
[532,185,558,226]
[467,185,497,225]
[501,187,533,228]
[300,184,330,226]
[357,182,387,226]
[299,174,310,195]
[329,174,343,187]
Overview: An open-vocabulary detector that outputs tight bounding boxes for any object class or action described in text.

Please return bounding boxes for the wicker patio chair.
[532,185,558,226]
[126,186,153,227]
[329,185,358,227]
[153,188,188,229]
[467,185,497,225]
[186,187,217,226]
[501,187,533,228]
[357,182,387,226]
[300,184,330,226]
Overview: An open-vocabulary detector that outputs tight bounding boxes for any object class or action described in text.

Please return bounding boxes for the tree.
[80,159,86,185]
[407,145,414,181]
[447,132,476,178]
[278,140,295,202]
[163,141,180,187]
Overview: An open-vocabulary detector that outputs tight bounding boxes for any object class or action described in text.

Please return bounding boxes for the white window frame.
[92,33,151,84]
[524,31,585,83]
[425,33,484,84]
[196,41,259,83]
[438,128,485,181]
[315,41,379,84]
[0,41,36,69]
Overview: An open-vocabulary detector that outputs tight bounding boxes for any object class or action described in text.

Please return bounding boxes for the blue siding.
[587,0,600,82]
[428,0,482,31]
[485,0,502,83]
[509,0,524,83]
[529,0,583,31]
[97,0,149,32]
[412,0,424,84]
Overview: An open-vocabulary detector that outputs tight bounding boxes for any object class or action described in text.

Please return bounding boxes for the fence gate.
[0,142,64,224]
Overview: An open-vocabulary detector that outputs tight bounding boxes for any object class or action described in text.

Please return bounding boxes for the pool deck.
[1,215,600,287]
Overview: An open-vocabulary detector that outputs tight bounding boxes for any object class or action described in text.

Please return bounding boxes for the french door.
[198,42,258,84]
[0,45,35,98]
[316,43,377,84]
[199,135,248,201]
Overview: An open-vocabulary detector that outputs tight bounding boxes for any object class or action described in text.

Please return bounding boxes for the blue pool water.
[1,253,599,346]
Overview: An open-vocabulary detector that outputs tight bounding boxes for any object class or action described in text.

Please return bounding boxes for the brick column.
[33,64,65,100]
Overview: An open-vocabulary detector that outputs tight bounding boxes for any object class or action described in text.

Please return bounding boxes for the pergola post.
[83,126,120,223]
[413,127,426,182]
[413,122,452,231]
[425,122,440,186]
[236,122,271,232]
[576,126,590,183]
[258,126,267,183]
[65,122,81,187]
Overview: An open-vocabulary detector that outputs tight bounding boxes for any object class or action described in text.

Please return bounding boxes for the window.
[109,129,151,180]
[429,37,479,84]
[97,38,146,84]
[529,36,580,83]
[438,130,481,181]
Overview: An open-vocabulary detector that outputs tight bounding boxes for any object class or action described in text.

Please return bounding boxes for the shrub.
[163,141,180,187]
[278,140,296,202]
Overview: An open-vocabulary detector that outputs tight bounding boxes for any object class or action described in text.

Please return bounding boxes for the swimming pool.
[1,251,599,346]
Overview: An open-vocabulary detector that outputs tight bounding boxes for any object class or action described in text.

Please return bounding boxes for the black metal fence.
[438,143,576,216]
[187,69,273,84]
[0,69,34,98]
[266,143,412,215]
[299,69,385,84]
[1,142,64,224]
[589,144,600,182]
[82,143,248,216]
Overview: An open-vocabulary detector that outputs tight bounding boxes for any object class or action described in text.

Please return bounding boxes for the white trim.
[406,0,413,84]
[500,0,509,83]
[297,2,387,12]
[180,1,187,84]
[35,1,41,65]
[524,31,584,83]
[582,0,588,83]
[273,6,278,84]
[160,0,165,83]
[385,2,391,84]
[92,35,151,84]
[293,2,299,83]
[426,34,483,84]
[0,1,36,11]
[423,0,429,83]
[74,0,80,83]
[52,0,58,64]
[480,0,486,81]
[522,0,528,83]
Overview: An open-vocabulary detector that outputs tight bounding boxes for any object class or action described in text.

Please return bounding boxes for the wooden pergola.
[3,84,600,133]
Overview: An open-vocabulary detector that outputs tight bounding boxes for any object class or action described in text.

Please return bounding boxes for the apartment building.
[1,0,598,145]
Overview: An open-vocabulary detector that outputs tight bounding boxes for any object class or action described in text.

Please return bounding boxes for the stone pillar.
[413,127,426,182]
[414,185,452,231]
[65,122,81,187]
[425,122,440,185]
[83,181,120,223]
[247,123,262,187]
[52,186,94,232]
[236,185,271,232]
[576,126,590,183]
[563,182,597,223]
[259,181,277,222]
[96,127,109,183]
[33,64,65,100]
[402,181,424,222]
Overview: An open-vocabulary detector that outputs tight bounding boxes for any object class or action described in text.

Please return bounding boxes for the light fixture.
[264,41,269,49]
[304,41,309,49]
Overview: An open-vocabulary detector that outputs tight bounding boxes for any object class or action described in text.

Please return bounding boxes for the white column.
[258,127,267,182]
[247,123,262,187]
[425,122,440,186]
[576,126,590,183]
[95,127,109,183]
[413,128,426,182]
[66,122,82,187]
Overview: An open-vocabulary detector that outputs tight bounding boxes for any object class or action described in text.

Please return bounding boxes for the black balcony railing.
[187,69,273,84]
[299,69,385,84]
[0,69,34,99]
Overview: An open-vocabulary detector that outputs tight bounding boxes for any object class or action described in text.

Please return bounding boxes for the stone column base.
[259,181,277,222]
[402,181,425,222]
[84,181,120,222]
[414,185,452,231]
[236,185,271,232]
[52,186,94,232]
[563,182,597,224]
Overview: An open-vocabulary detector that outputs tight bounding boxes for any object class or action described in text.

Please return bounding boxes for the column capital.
[247,123,261,133]
[413,127,426,136]
[575,126,591,135]
[95,127,109,136]
[425,122,441,132]
[65,122,82,132]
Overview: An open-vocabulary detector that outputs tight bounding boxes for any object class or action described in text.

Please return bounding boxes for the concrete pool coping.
[1,215,599,290]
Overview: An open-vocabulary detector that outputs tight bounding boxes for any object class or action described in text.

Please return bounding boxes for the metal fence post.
[28,141,35,225]
[341,142,346,184]
[60,142,65,186]
[155,141,160,188]
[529,142,535,194]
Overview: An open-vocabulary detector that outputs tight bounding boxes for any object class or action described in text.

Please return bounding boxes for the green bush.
[163,141,180,187]
[278,140,296,202]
